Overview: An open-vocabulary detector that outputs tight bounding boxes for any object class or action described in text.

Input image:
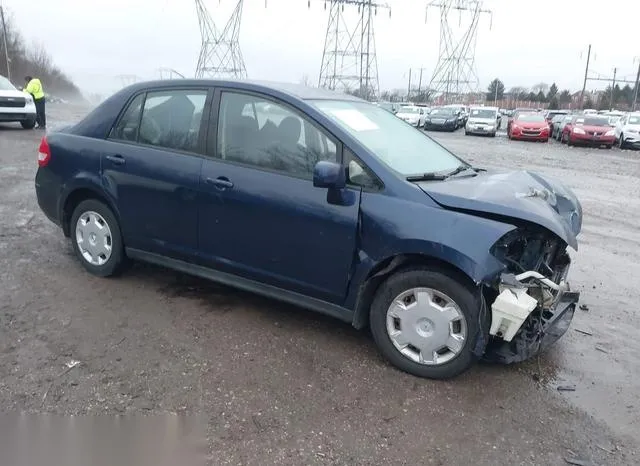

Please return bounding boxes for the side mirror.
[313,161,346,189]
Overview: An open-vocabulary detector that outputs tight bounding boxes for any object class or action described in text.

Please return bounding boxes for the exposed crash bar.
[490,272,565,342]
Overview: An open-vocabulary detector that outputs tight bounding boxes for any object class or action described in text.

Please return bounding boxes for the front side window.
[138,90,207,152]
[217,92,337,177]
[628,116,640,125]
[312,100,463,176]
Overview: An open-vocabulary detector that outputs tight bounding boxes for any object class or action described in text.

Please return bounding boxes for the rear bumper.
[35,168,62,227]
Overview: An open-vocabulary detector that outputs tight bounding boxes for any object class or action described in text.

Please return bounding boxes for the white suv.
[0,75,37,129]
[614,113,640,149]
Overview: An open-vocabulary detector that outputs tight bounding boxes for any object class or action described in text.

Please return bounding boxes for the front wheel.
[369,268,483,379]
[619,134,626,149]
[21,117,36,129]
[70,199,126,277]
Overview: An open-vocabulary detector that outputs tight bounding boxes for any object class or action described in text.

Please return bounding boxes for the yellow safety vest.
[24,78,45,100]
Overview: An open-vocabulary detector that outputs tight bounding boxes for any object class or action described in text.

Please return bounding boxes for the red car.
[561,115,615,148]
[507,112,550,142]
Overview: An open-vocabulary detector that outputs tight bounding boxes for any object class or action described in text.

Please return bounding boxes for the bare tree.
[531,82,549,94]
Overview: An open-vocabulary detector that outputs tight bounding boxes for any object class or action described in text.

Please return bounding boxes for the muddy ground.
[0,104,638,465]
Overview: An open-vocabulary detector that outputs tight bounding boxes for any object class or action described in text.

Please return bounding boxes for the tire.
[619,134,626,149]
[542,138,548,143]
[70,199,126,277]
[605,145,613,149]
[465,130,469,136]
[369,267,484,379]
[21,117,36,129]
[566,135,572,146]
[490,132,496,137]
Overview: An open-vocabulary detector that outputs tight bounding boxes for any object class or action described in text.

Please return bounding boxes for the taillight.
[37,136,51,167]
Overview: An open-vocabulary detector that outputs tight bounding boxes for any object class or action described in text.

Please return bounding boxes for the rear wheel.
[70,199,126,277]
[21,117,36,129]
[369,267,483,379]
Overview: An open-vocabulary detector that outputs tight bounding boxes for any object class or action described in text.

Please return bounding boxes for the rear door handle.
[106,154,126,165]
[205,177,234,189]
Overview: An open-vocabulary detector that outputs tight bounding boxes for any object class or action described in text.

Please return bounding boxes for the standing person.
[24,75,46,129]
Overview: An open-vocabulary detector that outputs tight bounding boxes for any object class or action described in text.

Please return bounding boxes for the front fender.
[344,192,516,313]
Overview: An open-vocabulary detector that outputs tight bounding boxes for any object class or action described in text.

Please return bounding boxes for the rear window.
[470,108,496,118]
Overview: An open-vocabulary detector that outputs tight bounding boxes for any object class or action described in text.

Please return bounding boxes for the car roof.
[124,78,364,102]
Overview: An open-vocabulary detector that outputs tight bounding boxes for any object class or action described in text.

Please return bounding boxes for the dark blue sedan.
[35,80,582,379]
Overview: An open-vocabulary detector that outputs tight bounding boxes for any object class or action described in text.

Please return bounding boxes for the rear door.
[197,89,361,303]
[102,87,211,258]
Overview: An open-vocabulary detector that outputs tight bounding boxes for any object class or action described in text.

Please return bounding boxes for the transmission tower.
[157,68,186,80]
[195,0,247,79]
[115,74,142,88]
[426,0,492,104]
[315,0,391,101]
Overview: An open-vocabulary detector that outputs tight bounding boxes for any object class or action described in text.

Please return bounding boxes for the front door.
[102,88,209,258]
[198,90,360,303]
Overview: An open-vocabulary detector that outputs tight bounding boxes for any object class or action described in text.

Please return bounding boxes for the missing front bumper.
[483,273,580,364]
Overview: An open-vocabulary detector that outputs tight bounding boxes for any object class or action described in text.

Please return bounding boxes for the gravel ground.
[1,105,639,465]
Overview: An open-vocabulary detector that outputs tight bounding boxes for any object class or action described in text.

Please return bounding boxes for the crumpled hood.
[418,170,583,250]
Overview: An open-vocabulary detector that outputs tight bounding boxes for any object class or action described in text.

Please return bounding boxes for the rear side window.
[110,93,144,142]
[109,89,207,153]
[139,90,207,152]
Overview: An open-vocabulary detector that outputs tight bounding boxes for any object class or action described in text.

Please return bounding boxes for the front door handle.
[106,154,126,165]
[205,177,234,190]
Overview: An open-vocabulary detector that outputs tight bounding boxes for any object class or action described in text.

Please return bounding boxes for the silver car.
[553,115,573,140]
[465,107,500,137]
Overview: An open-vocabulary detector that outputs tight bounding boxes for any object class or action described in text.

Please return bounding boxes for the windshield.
[430,108,455,116]
[312,100,464,176]
[398,107,420,114]
[575,117,609,126]
[0,75,17,91]
[516,113,545,122]
[628,116,640,125]
[469,108,496,118]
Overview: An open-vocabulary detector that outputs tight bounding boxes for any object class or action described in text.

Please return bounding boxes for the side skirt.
[126,248,354,324]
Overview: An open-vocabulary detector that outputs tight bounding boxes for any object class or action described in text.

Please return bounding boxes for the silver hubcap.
[386,288,467,366]
[75,211,113,266]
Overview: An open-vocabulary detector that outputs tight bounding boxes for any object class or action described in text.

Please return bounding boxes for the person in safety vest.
[24,76,46,129]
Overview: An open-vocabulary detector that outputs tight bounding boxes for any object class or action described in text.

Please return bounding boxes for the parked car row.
[549,111,640,149]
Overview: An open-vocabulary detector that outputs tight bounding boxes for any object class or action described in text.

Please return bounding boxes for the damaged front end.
[482,228,580,364]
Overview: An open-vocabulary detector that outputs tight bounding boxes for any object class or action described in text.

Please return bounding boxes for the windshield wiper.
[406,165,478,182]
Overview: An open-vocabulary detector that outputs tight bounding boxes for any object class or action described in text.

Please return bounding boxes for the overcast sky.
[3,0,639,96]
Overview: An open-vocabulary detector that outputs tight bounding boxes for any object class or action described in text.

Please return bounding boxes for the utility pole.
[633,58,640,111]
[610,67,617,110]
[407,68,412,101]
[418,67,424,94]
[0,5,10,81]
[494,80,498,104]
[579,44,591,110]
